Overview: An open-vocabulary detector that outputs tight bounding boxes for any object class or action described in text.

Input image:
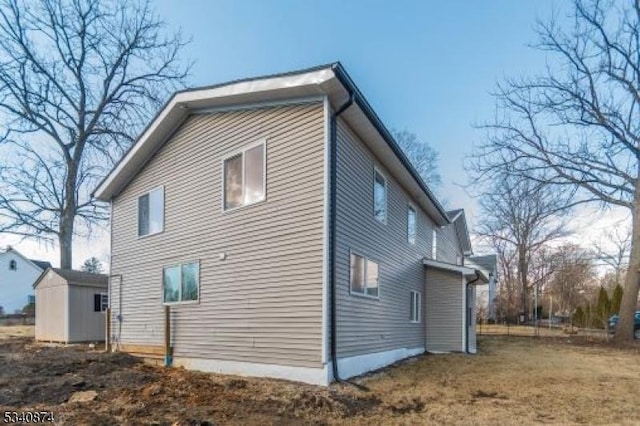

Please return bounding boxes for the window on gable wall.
[138,187,164,237]
[373,169,387,223]
[408,205,417,244]
[9,260,16,271]
[350,253,379,298]
[223,142,266,210]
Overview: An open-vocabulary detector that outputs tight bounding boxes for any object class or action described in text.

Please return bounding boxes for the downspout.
[465,272,481,353]
[329,92,354,382]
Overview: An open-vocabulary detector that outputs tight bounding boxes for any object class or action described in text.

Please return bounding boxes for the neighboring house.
[467,255,498,322]
[0,246,52,314]
[94,62,489,386]
[34,268,109,343]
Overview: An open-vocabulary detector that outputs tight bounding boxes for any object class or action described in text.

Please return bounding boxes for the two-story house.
[94,63,488,386]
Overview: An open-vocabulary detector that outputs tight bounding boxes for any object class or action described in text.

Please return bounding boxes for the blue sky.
[155,0,557,219]
[15,0,616,266]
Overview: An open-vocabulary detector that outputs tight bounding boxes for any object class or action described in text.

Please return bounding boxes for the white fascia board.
[94,68,335,201]
[423,258,475,275]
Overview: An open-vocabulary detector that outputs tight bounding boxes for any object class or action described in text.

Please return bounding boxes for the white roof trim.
[92,63,450,226]
[94,68,334,200]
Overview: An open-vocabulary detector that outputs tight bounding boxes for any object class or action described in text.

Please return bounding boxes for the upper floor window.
[223,141,266,210]
[9,260,16,270]
[163,261,199,304]
[350,252,379,298]
[373,168,387,223]
[410,291,422,323]
[138,187,164,237]
[432,229,438,260]
[407,205,417,244]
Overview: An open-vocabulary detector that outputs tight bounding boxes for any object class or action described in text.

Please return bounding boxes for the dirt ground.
[1,328,640,425]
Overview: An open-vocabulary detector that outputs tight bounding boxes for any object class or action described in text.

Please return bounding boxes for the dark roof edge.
[330,63,450,225]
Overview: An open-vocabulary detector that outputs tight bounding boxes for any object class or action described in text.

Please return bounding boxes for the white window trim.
[372,166,388,225]
[348,249,381,300]
[221,139,267,212]
[162,260,201,305]
[407,203,417,245]
[137,185,165,239]
[100,292,109,313]
[410,291,422,323]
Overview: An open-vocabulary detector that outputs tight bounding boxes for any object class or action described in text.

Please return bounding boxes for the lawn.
[0,327,639,425]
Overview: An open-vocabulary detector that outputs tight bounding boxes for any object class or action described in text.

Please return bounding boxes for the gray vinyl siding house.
[34,269,109,343]
[95,63,489,385]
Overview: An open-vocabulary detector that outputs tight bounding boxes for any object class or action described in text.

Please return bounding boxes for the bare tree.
[392,129,441,190]
[0,0,189,268]
[475,174,570,321]
[473,0,640,342]
[594,223,631,288]
[494,240,519,322]
[548,244,597,318]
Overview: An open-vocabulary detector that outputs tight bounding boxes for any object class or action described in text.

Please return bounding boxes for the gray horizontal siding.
[110,102,326,368]
[425,268,463,352]
[68,285,106,342]
[437,221,462,265]
[334,119,436,358]
[467,285,476,353]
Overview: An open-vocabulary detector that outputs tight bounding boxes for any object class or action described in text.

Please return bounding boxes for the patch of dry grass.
[0,325,34,339]
[1,333,639,424]
[341,336,640,425]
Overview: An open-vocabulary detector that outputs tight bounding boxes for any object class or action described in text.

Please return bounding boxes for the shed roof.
[30,259,52,270]
[33,268,108,289]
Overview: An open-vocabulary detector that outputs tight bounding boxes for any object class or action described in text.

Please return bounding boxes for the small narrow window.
[138,187,164,237]
[373,169,387,223]
[163,262,200,304]
[350,253,379,298]
[432,229,438,260]
[408,205,417,244]
[410,291,422,323]
[223,142,266,210]
[94,293,108,312]
[8,259,16,271]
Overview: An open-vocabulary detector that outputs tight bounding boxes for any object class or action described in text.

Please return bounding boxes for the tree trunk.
[59,160,78,270]
[518,247,529,322]
[614,182,640,343]
[58,224,73,269]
